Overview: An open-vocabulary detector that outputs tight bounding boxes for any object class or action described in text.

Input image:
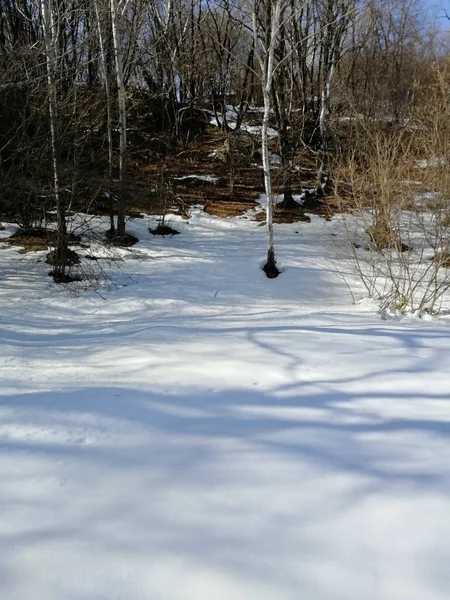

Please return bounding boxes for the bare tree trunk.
[110,0,127,238]
[261,67,278,278]
[40,0,67,283]
[94,0,115,234]
[317,62,334,190]
[252,0,282,279]
[317,0,355,192]
[272,13,297,210]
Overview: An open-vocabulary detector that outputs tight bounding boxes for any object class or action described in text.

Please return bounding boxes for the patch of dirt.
[5,128,341,235]
[255,205,311,224]
[126,128,265,216]
[7,228,81,253]
[65,126,341,225]
[204,199,257,218]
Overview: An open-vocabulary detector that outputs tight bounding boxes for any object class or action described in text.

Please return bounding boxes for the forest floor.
[1,204,450,600]
[86,123,338,221]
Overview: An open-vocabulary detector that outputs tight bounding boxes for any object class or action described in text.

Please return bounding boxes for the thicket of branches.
[0,0,446,288]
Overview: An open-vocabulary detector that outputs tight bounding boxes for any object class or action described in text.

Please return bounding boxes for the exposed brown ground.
[1,125,338,253]
[4,228,81,253]
[122,126,335,221]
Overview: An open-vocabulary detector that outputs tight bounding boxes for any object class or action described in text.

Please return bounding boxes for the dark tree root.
[302,189,324,211]
[149,224,180,236]
[263,249,280,279]
[48,271,81,283]
[46,248,80,266]
[278,191,299,210]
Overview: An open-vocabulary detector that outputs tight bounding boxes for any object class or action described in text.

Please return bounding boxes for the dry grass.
[204,199,257,218]
[432,251,450,269]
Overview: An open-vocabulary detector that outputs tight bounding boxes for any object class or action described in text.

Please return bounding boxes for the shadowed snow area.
[1,210,450,600]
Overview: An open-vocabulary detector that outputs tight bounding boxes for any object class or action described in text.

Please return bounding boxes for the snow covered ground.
[1,208,450,600]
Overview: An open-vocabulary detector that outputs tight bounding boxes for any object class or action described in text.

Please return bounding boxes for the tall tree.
[94,0,115,233]
[110,0,127,239]
[316,0,355,190]
[40,0,68,282]
[250,0,286,279]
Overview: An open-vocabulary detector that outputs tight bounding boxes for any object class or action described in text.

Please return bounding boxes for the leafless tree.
[40,0,69,282]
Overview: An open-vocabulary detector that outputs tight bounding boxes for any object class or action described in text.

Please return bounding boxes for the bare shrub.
[334,71,450,315]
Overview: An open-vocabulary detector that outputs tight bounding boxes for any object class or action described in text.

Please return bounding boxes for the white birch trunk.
[318,62,335,188]
[252,0,282,277]
[262,71,275,269]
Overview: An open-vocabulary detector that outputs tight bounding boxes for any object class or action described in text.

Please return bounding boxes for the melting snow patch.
[173,174,218,183]
[415,157,445,169]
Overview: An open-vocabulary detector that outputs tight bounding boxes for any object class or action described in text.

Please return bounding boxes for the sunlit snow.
[1,209,450,600]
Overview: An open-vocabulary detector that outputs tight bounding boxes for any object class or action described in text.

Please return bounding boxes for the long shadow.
[1,382,450,485]
[2,357,450,597]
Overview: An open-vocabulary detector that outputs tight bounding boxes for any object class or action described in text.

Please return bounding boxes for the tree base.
[46,248,80,266]
[278,192,299,210]
[302,189,323,211]
[48,271,82,284]
[263,249,280,279]
[149,224,180,236]
[106,232,139,247]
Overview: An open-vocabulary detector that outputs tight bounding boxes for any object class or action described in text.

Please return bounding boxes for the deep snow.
[1,208,450,600]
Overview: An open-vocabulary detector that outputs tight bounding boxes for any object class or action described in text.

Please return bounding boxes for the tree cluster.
[0,0,443,281]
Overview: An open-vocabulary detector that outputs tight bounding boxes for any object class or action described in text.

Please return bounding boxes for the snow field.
[1,209,450,599]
